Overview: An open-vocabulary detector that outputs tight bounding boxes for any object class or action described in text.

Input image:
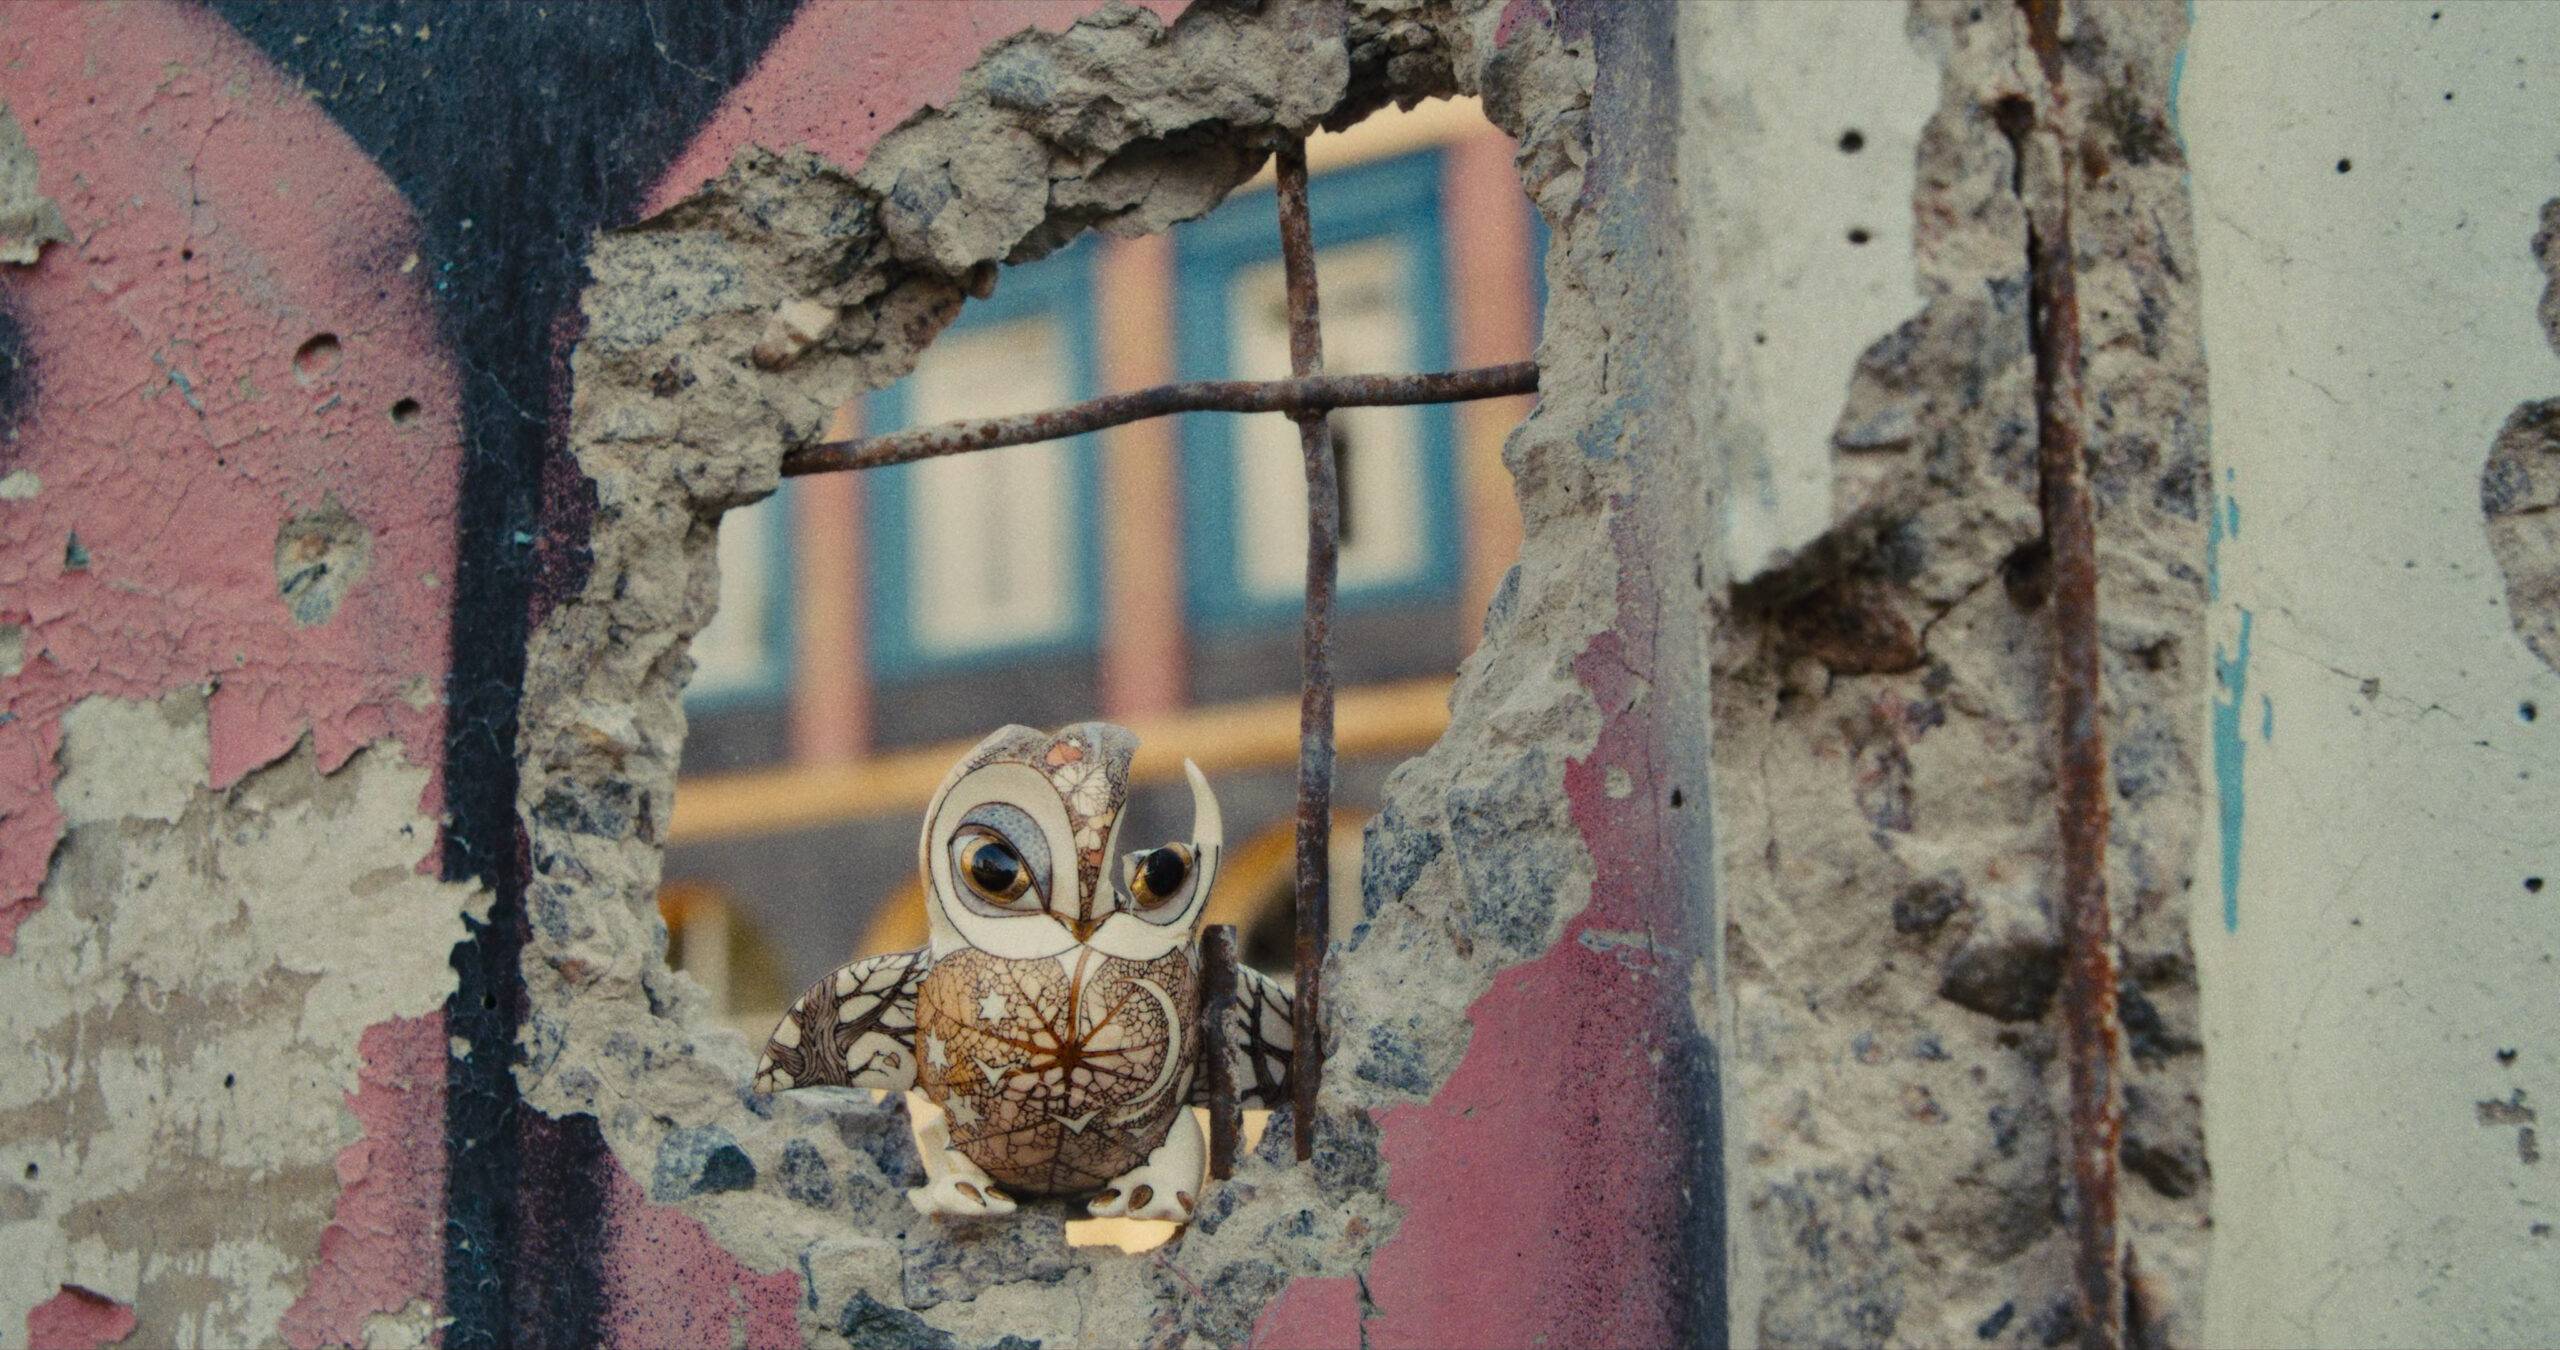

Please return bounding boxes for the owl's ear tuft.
[1183,758,1223,913]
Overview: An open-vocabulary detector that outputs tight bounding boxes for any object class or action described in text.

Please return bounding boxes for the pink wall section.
[0,0,461,953]
[644,0,1191,217]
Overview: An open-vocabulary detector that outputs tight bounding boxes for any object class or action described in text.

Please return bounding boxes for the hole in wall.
[532,1,1574,1295]
[1839,129,1865,154]
[657,93,1537,1057]
[1847,227,1872,246]
[291,333,342,384]
[389,397,422,427]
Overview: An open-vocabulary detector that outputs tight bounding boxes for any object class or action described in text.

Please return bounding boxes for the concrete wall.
[1692,4,2215,1344]
[2,2,1727,1346]
[3,0,2554,1347]
[2183,4,2560,1345]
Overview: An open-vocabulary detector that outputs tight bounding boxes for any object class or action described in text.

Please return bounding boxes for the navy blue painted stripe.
[205,4,802,1345]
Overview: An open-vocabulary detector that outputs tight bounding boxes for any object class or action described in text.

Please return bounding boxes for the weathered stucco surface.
[2186,4,2560,1345]
[532,0,1719,1344]
[1697,3,2213,1344]
[0,4,480,1344]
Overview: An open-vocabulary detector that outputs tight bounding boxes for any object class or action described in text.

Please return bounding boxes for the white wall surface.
[1682,0,1937,581]
[2184,3,2560,1344]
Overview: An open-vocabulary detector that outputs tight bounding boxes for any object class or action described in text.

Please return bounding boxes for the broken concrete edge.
[512,0,1726,1342]
[1707,3,2211,1345]
[2482,197,2560,679]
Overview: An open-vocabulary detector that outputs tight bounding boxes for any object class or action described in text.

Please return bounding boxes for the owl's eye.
[957,833,1034,905]
[1130,843,1194,909]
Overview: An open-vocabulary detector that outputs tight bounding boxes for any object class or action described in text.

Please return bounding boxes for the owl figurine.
[754,723,1295,1223]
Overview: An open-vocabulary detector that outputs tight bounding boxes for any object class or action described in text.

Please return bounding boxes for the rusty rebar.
[2011,2,2124,1345]
[1276,138,1333,1163]
[779,363,1538,478]
[1202,924,1242,1180]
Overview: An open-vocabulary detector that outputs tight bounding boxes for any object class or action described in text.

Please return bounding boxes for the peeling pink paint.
[1495,0,1553,49]
[25,1286,136,1350]
[1359,523,1703,1347]
[1248,1275,1362,1350]
[598,1155,804,1350]
[642,0,1188,217]
[278,1016,450,1350]
[0,1,461,952]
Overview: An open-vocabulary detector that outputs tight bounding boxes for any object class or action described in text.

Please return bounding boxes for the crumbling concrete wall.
[26,1,2550,1346]
[1691,3,2214,1345]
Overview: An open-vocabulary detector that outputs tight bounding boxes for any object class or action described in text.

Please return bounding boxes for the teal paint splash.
[2169,0,2195,146]
[2209,486,2248,930]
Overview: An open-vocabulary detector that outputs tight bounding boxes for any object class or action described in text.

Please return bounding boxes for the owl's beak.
[1069,912,1107,943]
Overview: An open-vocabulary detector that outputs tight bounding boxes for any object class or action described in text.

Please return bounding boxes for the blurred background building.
[658,99,1543,1038]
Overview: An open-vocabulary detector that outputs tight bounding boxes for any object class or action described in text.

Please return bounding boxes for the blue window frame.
[1174,149,1462,633]
[862,240,1104,680]
[685,484,795,712]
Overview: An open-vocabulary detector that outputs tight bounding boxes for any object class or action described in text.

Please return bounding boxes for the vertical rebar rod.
[2013,1,2124,1344]
[1275,138,1334,1162]
[1202,924,1243,1179]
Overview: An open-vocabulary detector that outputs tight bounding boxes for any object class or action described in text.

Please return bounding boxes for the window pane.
[1226,237,1428,602]
[691,492,780,698]
[903,317,1078,656]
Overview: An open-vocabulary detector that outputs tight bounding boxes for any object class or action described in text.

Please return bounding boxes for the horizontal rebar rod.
[778,361,1539,477]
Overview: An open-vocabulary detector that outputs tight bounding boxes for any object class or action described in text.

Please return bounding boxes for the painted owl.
[754,723,1294,1222]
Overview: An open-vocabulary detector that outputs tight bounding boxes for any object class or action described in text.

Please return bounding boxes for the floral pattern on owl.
[755,722,1294,1223]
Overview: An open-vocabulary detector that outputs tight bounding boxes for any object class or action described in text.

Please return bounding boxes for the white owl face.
[917,723,1223,963]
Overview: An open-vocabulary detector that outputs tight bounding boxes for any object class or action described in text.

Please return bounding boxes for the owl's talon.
[909,1175,1017,1218]
[1091,1106,1204,1223]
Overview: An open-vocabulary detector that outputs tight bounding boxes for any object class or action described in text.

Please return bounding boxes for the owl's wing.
[755,949,927,1094]
[1196,964,1295,1110]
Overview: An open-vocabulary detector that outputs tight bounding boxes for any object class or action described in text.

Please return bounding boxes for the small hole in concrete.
[1848,227,1872,246]
[180,247,194,261]
[1669,787,1684,808]
[1839,129,1865,154]
[223,1073,235,1089]
[2520,700,2537,723]
[2527,877,2545,894]
[2499,1048,2520,1065]
[2335,158,2353,174]
[293,333,343,384]
[23,1163,35,1179]
[390,397,422,427]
